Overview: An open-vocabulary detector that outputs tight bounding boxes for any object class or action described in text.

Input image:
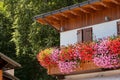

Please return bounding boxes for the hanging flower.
[37,48,54,68]
[93,38,120,68]
[58,61,77,74]
[76,43,94,61]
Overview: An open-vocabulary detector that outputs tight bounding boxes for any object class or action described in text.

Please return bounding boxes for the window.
[117,21,120,35]
[77,27,92,43]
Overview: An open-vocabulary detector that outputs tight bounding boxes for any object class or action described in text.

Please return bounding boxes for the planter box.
[47,61,101,75]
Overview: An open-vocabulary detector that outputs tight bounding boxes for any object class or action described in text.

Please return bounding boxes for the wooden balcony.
[47,61,101,75]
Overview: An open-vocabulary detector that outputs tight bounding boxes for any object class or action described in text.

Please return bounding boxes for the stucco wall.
[60,19,120,46]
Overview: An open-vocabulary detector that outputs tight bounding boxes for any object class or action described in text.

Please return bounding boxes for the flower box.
[47,61,101,75]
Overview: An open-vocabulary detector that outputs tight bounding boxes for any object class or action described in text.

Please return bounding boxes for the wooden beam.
[60,13,68,18]
[44,18,60,31]
[77,8,90,13]
[0,70,2,80]
[46,16,59,22]
[88,5,100,11]
[99,2,109,8]
[55,14,68,20]
[67,10,78,16]
[103,0,119,5]
[37,18,47,25]
[109,0,119,5]
[51,16,60,21]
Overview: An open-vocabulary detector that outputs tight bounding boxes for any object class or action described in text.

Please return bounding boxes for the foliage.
[0,10,16,58]
[3,0,86,80]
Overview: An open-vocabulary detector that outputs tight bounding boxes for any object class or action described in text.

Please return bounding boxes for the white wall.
[60,19,120,46]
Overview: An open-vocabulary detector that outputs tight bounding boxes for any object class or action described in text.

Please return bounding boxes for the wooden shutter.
[117,21,120,35]
[77,30,82,43]
[82,28,92,42]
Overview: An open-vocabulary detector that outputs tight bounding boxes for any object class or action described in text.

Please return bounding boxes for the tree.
[0,9,16,59]
[4,0,86,80]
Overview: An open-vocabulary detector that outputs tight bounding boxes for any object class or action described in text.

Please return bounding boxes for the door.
[82,27,92,42]
[77,27,92,43]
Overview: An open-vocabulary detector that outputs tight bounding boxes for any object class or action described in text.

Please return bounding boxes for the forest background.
[0,0,85,80]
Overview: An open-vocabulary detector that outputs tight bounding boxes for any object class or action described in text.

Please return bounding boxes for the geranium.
[109,37,120,54]
[93,38,120,68]
[76,43,94,61]
[58,61,77,74]
[37,48,54,68]
[59,45,80,61]
[51,49,59,63]
[58,45,80,73]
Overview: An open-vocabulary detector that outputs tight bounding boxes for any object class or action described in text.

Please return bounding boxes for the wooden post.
[0,69,2,80]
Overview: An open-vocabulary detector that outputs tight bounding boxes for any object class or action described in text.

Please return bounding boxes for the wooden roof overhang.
[34,0,120,32]
[3,72,20,80]
[0,52,21,70]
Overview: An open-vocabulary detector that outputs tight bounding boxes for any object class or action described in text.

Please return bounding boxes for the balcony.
[37,36,120,75]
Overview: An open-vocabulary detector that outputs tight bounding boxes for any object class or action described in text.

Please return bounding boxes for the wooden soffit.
[34,0,120,31]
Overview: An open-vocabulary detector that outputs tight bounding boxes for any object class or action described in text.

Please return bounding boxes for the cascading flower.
[37,36,120,74]
[76,43,94,61]
[58,61,77,74]
[51,49,60,63]
[109,37,120,54]
[93,38,120,68]
[37,48,53,68]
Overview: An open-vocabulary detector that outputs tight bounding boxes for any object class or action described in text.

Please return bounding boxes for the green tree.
[4,0,86,80]
[0,10,16,58]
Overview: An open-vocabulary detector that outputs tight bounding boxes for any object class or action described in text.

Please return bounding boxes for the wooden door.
[82,28,92,42]
[117,21,120,35]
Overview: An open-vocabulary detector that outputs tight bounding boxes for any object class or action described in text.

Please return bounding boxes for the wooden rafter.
[46,16,59,22]
[99,2,109,8]
[77,8,90,13]
[59,12,68,18]
[103,0,119,5]
[55,14,68,20]
[37,18,46,25]
[67,10,78,16]
[51,16,59,21]
[88,5,100,11]
[44,18,60,30]
[111,0,119,5]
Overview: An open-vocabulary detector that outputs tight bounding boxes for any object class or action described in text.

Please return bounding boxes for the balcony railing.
[37,36,120,75]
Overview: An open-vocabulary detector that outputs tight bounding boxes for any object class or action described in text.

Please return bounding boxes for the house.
[0,52,21,80]
[34,0,120,80]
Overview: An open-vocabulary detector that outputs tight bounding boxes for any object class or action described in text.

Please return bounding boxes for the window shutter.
[82,28,92,42]
[117,21,120,35]
[77,30,82,43]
